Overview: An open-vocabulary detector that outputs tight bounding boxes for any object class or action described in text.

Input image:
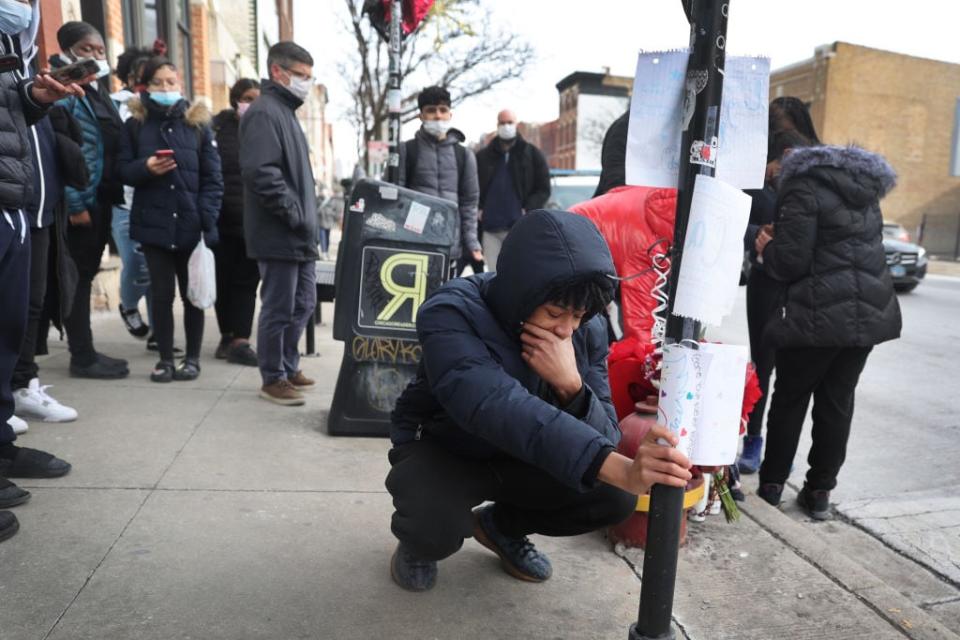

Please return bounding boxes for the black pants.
[213,234,259,341]
[745,268,781,436]
[0,210,30,445]
[12,226,50,389]
[385,441,636,561]
[759,346,872,491]
[143,245,204,362]
[63,208,110,367]
[458,222,484,276]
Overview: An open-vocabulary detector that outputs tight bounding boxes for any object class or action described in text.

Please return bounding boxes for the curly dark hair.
[115,46,153,86]
[541,274,615,319]
[417,85,451,110]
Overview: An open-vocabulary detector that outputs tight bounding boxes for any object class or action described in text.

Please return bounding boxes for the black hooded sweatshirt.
[390,210,621,492]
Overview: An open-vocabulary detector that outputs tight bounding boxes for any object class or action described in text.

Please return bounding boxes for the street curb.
[741,494,960,640]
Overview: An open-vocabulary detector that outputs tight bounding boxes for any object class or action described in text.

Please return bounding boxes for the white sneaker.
[7,415,28,435]
[14,378,79,423]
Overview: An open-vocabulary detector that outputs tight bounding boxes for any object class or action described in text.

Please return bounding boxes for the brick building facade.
[35,0,334,190]
[771,42,960,254]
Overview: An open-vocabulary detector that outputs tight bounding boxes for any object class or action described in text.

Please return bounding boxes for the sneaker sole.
[258,391,305,406]
[389,549,435,592]
[15,411,78,423]
[472,517,547,583]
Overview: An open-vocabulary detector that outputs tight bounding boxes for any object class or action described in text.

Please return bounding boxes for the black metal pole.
[385,0,403,184]
[631,2,729,639]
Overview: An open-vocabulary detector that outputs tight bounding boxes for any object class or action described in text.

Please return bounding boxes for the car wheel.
[894,283,918,293]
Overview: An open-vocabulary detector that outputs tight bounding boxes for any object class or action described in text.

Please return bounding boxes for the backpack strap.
[404,139,418,189]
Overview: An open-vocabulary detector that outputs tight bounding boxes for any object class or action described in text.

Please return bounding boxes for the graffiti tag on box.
[352,336,422,365]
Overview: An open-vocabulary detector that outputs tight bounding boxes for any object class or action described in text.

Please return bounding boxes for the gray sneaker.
[390,543,437,592]
[473,504,552,582]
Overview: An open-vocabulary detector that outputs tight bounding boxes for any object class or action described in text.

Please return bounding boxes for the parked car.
[545,169,601,211]
[883,221,912,243]
[884,237,927,293]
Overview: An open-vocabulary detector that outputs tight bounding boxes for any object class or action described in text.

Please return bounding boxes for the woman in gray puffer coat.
[755,142,902,520]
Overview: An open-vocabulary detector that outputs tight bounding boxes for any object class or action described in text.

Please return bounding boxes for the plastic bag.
[187,239,217,309]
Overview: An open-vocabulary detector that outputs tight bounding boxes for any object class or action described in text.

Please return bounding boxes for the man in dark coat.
[240,42,318,406]
[474,109,550,271]
[386,209,692,591]
[756,144,901,519]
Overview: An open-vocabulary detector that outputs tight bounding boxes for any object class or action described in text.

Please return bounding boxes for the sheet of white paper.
[690,343,749,466]
[673,174,752,326]
[403,201,430,234]
[657,343,711,459]
[625,50,770,189]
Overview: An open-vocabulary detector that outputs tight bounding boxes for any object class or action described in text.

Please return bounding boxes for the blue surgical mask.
[0,0,33,35]
[149,90,182,106]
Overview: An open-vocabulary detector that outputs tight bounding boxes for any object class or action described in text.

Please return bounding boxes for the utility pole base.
[629,623,676,640]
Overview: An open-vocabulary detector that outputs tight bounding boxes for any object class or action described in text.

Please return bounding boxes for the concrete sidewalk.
[1,308,958,639]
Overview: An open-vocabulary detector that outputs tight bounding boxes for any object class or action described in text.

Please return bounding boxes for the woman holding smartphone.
[116,56,223,382]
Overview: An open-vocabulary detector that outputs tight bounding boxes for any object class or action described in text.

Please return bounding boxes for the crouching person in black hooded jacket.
[385,209,692,591]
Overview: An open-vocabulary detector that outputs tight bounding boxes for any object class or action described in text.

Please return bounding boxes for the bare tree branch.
[339,0,536,160]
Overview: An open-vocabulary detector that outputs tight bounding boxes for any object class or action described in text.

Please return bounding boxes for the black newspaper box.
[328,179,458,436]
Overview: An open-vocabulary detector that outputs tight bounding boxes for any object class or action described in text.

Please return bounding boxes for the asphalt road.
[711,274,960,584]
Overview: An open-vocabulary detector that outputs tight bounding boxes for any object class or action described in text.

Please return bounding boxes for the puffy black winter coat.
[116,96,223,251]
[763,145,902,348]
[0,33,48,210]
[212,109,244,237]
[391,210,621,492]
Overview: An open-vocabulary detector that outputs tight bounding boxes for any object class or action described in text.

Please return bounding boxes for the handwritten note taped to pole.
[625,50,770,189]
[658,342,749,465]
[690,343,748,466]
[658,343,708,460]
[673,174,752,326]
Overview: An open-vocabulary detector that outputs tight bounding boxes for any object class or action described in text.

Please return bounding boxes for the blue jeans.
[111,206,151,322]
[256,260,316,384]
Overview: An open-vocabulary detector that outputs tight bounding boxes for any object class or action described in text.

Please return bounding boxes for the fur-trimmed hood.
[127,96,212,128]
[778,144,897,204]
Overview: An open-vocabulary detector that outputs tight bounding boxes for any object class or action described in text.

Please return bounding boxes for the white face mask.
[423,119,452,140]
[286,74,312,101]
[95,58,111,79]
[498,123,517,140]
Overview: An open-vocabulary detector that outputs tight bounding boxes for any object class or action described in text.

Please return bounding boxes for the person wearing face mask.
[116,56,223,382]
[52,21,130,380]
[108,46,154,342]
[239,42,318,406]
[211,78,260,367]
[475,109,551,271]
[399,85,482,277]
[0,0,102,543]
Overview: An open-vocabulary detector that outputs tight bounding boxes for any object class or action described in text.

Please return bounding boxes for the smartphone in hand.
[49,58,100,84]
[155,149,175,158]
